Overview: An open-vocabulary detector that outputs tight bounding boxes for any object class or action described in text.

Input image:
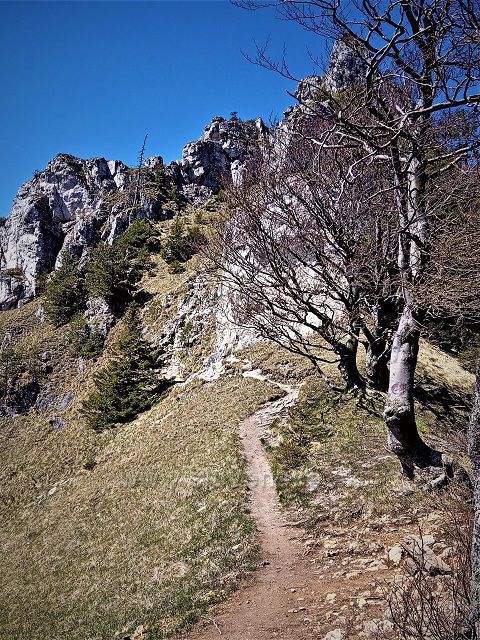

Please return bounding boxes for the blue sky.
[0,1,326,215]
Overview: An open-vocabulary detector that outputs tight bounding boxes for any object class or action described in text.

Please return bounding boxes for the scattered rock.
[359,618,394,636]
[50,416,65,431]
[85,296,115,338]
[346,570,361,579]
[57,391,74,411]
[403,536,452,575]
[306,474,321,493]
[35,394,56,412]
[366,559,388,571]
[388,545,404,565]
[120,624,149,640]
[322,629,345,640]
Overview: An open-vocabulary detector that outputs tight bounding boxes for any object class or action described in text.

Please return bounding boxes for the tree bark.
[469,363,480,635]
[365,337,390,392]
[336,329,364,391]
[383,304,442,478]
[382,141,448,479]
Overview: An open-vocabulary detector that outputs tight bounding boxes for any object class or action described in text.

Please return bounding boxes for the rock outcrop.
[178,115,267,189]
[0,154,144,308]
[278,39,366,158]
[0,39,364,312]
[323,38,367,93]
[0,117,266,310]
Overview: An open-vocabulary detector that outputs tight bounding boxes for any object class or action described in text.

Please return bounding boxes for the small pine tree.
[85,242,131,308]
[119,219,157,252]
[153,164,181,205]
[160,213,204,265]
[43,251,86,326]
[0,346,42,399]
[80,330,104,359]
[82,307,168,431]
[66,314,104,359]
[161,216,188,263]
[85,220,156,311]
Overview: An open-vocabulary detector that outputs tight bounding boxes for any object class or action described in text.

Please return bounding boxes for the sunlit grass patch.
[267,367,470,526]
[0,375,278,640]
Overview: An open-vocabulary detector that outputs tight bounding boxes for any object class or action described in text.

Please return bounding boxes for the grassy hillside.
[0,246,281,640]
[0,230,475,639]
[0,372,278,640]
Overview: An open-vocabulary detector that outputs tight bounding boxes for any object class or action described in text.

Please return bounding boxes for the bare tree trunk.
[362,317,392,392]
[365,337,390,392]
[383,146,448,479]
[469,363,480,635]
[336,327,364,391]
[383,304,442,478]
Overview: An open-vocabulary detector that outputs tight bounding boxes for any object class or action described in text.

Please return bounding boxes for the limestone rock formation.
[0,116,266,310]
[323,38,367,93]
[179,116,267,189]
[283,39,367,122]
[0,154,141,309]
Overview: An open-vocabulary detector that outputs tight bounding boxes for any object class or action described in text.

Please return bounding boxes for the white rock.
[388,545,404,565]
[322,630,345,640]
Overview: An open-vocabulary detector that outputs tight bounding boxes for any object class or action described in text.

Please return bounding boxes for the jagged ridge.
[0,116,266,310]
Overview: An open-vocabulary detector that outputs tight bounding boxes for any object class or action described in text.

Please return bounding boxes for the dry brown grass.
[266,341,474,527]
[0,245,281,640]
[0,372,279,640]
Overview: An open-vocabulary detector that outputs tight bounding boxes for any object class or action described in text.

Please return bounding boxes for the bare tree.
[236,0,480,479]
[132,133,149,216]
[212,113,399,391]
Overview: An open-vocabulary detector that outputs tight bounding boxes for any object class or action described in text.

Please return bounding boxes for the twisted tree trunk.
[363,319,392,392]
[336,325,364,391]
[383,305,443,478]
[365,339,390,392]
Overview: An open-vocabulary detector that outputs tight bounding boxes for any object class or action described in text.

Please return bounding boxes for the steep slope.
[0,246,283,639]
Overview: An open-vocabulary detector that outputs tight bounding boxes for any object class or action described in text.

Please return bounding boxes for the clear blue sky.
[0,1,326,216]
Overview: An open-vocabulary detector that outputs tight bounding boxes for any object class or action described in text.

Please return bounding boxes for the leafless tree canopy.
[212,113,400,390]
[226,0,480,481]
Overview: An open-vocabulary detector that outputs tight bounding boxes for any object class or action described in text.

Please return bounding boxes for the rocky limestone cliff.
[0,39,364,312]
[0,117,266,310]
[178,115,267,188]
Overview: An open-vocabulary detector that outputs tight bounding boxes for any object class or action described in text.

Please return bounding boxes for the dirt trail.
[180,370,426,640]
[184,377,323,640]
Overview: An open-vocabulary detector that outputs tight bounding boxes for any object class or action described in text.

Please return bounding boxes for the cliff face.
[0,117,266,310]
[0,40,365,312]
